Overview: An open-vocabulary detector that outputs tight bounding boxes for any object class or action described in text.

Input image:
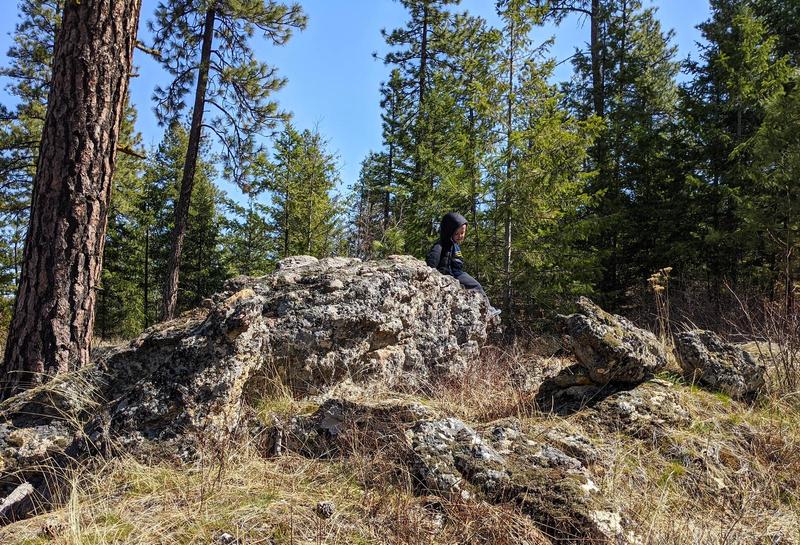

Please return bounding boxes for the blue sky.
[0,0,710,199]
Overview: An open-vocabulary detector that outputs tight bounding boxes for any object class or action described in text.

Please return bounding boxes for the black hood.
[439,212,467,244]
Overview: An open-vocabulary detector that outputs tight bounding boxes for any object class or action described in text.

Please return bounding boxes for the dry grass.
[2,332,799,545]
[0,442,553,545]
[586,387,800,544]
[428,341,571,423]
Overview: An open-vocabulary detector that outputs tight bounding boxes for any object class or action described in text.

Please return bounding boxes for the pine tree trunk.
[143,225,149,329]
[503,18,515,314]
[161,6,216,320]
[1,0,142,400]
[591,0,604,117]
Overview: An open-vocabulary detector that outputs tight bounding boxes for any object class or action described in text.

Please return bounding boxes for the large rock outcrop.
[675,330,766,401]
[226,255,494,393]
[0,255,495,523]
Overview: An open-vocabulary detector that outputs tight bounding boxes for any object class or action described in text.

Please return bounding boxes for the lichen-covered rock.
[578,379,692,438]
[675,330,766,401]
[231,255,494,393]
[561,297,669,385]
[279,397,433,458]
[0,256,494,524]
[278,399,638,544]
[2,256,491,447]
[407,417,510,499]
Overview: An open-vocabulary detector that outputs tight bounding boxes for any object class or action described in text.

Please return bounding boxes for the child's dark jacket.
[426,212,467,277]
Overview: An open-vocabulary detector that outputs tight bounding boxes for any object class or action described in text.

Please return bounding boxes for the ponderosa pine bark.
[0,0,142,400]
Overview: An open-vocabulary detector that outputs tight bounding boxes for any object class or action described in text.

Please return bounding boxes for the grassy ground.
[1,340,798,545]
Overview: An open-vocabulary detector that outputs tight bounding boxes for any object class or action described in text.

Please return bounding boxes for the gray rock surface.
[578,379,692,438]
[538,298,670,413]
[562,297,669,384]
[276,399,639,544]
[675,330,766,401]
[0,482,34,525]
[228,255,494,394]
[0,255,494,524]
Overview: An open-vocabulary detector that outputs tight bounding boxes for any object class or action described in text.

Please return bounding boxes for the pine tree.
[140,122,189,327]
[751,0,800,67]
[181,172,227,309]
[149,0,307,319]
[682,0,789,299]
[532,0,606,117]
[504,58,600,314]
[140,121,222,319]
[350,151,391,259]
[265,124,342,259]
[737,75,800,314]
[0,1,63,340]
[556,0,680,301]
[1,0,142,399]
[433,12,502,282]
[96,103,147,339]
[222,195,274,276]
[378,70,414,237]
[382,0,461,254]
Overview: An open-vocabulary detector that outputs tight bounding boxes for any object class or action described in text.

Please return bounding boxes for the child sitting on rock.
[426,212,501,316]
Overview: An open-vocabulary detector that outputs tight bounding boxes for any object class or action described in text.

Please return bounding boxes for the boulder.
[228,255,494,394]
[675,330,766,401]
[537,298,669,413]
[577,379,692,439]
[0,255,495,523]
[561,297,669,385]
[2,255,492,445]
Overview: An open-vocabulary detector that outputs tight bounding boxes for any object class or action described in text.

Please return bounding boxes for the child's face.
[453,224,467,243]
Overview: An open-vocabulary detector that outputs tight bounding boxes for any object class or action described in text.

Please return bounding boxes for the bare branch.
[117,145,146,159]
[135,41,162,59]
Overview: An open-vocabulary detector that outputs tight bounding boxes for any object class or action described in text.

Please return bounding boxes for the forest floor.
[1,338,799,545]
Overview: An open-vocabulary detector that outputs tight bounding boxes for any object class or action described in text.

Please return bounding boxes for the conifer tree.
[264,124,342,259]
[222,195,274,276]
[1,0,142,398]
[751,0,800,66]
[378,70,413,234]
[149,0,307,319]
[738,76,800,314]
[682,0,789,299]
[182,171,227,309]
[351,151,391,259]
[96,104,147,339]
[557,0,680,301]
[141,121,221,319]
[495,0,541,311]
[533,0,606,117]
[382,0,461,253]
[434,12,502,281]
